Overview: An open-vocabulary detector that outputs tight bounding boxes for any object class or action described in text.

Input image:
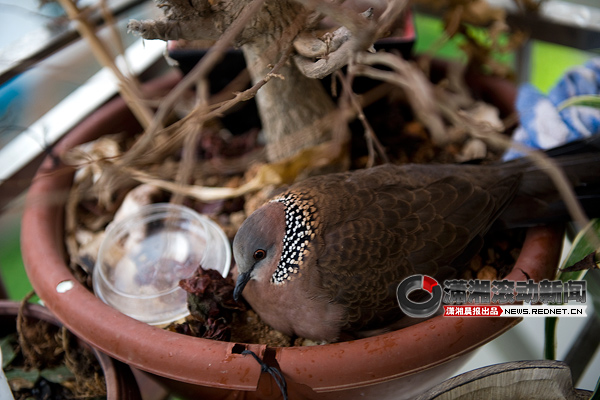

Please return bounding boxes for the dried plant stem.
[294,0,408,49]
[375,0,410,39]
[352,51,447,144]
[336,70,388,167]
[60,326,76,369]
[171,78,209,206]
[114,61,388,203]
[293,1,409,80]
[99,0,135,79]
[294,38,363,80]
[16,291,38,365]
[204,48,292,118]
[124,167,277,202]
[56,0,153,128]
[122,0,268,165]
[120,44,291,169]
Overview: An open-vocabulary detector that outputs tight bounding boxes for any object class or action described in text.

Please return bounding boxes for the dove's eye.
[253,249,267,261]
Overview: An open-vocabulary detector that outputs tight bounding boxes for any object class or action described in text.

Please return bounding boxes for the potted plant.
[21,0,572,399]
[0,299,141,400]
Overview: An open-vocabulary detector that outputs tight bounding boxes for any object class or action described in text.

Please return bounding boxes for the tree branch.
[56,0,154,129]
[120,0,267,166]
[351,51,448,144]
[336,70,388,167]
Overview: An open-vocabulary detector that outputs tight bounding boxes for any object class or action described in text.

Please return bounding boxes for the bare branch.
[294,40,362,79]
[121,0,267,166]
[124,166,280,202]
[336,70,388,167]
[128,18,224,41]
[56,0,154,129]
[293,7,378,79]
[375,0,410,39]
[294,8,373,58]
[170,76,208,206]
[351,51,448,144]
[293,1,410,79]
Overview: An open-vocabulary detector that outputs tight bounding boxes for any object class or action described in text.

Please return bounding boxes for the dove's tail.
[498,135,600,228]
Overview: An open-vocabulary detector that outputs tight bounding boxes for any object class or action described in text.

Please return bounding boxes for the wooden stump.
[416,360,593,400]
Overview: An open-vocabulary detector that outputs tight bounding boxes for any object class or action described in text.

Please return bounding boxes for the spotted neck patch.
[270,192,318,285]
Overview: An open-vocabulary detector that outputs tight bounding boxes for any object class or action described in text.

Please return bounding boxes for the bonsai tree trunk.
[242,38,336,162]
[129,0,336,162]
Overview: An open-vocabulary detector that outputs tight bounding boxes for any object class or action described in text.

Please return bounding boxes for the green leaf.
[557,219,600,283]
[0,334,17,369]
[40,365,75,384]
[5,368,40,391]
[557,95,600,111]
[545,220,600,361]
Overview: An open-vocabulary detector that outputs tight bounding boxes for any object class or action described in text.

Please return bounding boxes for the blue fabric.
[503,58,600,160]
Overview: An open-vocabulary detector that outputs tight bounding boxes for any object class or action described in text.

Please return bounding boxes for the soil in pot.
[0,299,140,400]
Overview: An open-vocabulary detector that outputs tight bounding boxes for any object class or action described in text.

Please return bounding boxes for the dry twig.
[351,51,447,144]
[121,0,268,165]
[336,70,388,167]
[55,0,154,128]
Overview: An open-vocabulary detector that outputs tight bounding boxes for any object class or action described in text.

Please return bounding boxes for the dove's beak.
[234,271,251,302]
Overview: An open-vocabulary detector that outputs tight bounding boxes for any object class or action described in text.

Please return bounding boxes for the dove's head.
[232,202,286,302]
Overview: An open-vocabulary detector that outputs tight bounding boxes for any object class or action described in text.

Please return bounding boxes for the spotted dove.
[233,149,600,341]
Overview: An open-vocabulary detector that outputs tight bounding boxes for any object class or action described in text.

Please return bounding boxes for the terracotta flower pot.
[21,72,563,399]
[0,300,141,400]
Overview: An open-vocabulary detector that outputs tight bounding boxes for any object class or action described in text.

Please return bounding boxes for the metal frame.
[0,0,165,212]
[0,0,148,85]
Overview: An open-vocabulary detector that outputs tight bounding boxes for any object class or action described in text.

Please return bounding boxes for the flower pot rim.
[20,72,563,394]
